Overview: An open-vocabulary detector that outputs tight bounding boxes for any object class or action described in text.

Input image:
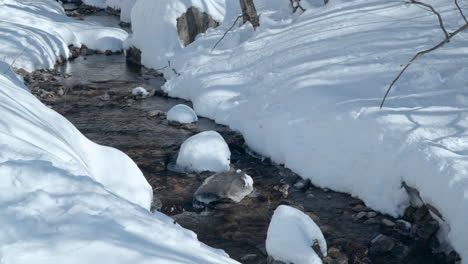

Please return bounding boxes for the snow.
[176,131,231,172]
[132,86,149,97]
[167,104,198,123]
[266,205,327,264]
[130,0,468,260]
[0,0,127,72]
[128,0,228,69]
[0,1,238,263]
[82,0,136,23]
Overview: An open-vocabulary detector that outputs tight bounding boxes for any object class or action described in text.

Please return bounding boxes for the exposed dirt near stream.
[15,5,461,264]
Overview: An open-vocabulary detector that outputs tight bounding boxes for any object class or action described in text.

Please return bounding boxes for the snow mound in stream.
[177,131,231,172]
[132,86,149,97]
[266,205,327,264]
[167,104,198,123]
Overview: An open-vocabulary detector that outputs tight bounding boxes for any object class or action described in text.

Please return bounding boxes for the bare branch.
[455,0,468,24]
[211,15,242,52]
[408,0,449,39]
[380,23,468,108]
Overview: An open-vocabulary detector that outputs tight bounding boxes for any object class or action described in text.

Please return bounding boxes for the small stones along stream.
[18,6,460,264]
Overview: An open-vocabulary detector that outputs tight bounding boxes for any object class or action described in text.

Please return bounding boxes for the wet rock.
[176,7,219,46]
[266,256,286,264]
[381,218,395,228]
[370,234,395,255]
[105,50,113,56]
[151,196,163,211]
[352,204,371,212]
[367,211,377,218]
[413,220,439,240]
[147,110,166,118]
[403,206,417,222]
[364,218,379,225]
[81,45,95,56]
[126,46,142,66]
[240,254,258,262]
[323,247,348,264]
[193,169,254,208]
[305,211,320,224]
[355,211,367,220]
[390,243,410,261]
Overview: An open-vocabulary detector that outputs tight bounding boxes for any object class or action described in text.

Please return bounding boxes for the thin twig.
[2,48,26,74]
[211,15,242,52]
[408,0,449,39]
[455,0,468,24]
[380,23,468,108]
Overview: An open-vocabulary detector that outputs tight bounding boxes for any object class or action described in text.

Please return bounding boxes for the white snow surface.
[82,0,136,22]
[131,0,468,260]
[266,205,327,264]
[132,86,149,97]
[167,104,198,123]
[176,131,231,172]
[0,0,127,72]
[0,1,238,263]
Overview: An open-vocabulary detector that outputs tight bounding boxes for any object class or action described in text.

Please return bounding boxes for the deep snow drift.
[0,1,238,263]
[176,131,231,172]
[266,205,327,264]
[130,0,468,260]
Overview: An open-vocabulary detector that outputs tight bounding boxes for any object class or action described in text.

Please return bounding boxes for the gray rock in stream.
[193,169,254,208]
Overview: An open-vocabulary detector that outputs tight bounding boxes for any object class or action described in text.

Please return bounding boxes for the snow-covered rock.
[132,86,149,97]
[0,0,127,72]
[176,131,231,172]
[266,205,327,264]
[194,169,254,207]
[167,104,198,124]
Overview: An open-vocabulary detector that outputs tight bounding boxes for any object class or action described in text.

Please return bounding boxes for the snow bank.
[266,205,326,264]
[177,131,231,172]
[82,0,136,22]
[132,0,468,260]
[0,0,127,71]
[0,1,238,263]
[167,104,198,123]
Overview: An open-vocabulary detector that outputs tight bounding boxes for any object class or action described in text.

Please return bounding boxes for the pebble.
[241,254,258,261]
[370,234,395,254]
[381,218,396,227]
[364,218,380,225]
[352,204,371,212]
[356,211,367,220]
[367,211,377,218]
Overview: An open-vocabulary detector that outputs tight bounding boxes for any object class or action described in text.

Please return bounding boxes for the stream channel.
[20,4,460,264]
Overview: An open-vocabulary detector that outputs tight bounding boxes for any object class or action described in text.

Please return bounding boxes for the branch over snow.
[212,15,243,52]
[380,1,468,108]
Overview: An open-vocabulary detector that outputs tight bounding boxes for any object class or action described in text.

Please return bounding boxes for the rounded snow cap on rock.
[132,87,149,97]
[167,104,198,124]
[176,131,230,172]
[266,205,327,264]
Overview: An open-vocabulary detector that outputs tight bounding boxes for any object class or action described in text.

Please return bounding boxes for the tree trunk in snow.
[239,0,260,29]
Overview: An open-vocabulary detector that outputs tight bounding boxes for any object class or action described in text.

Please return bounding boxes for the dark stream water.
[23,6,456,264]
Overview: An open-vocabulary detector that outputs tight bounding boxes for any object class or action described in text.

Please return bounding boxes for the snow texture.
[167,104,198,123]
[131,0,468,260]
[0,0,127,72]
[176,131,231,172]
[0,1,238,263]
[266,205,327,264]
[132,86,149,97]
